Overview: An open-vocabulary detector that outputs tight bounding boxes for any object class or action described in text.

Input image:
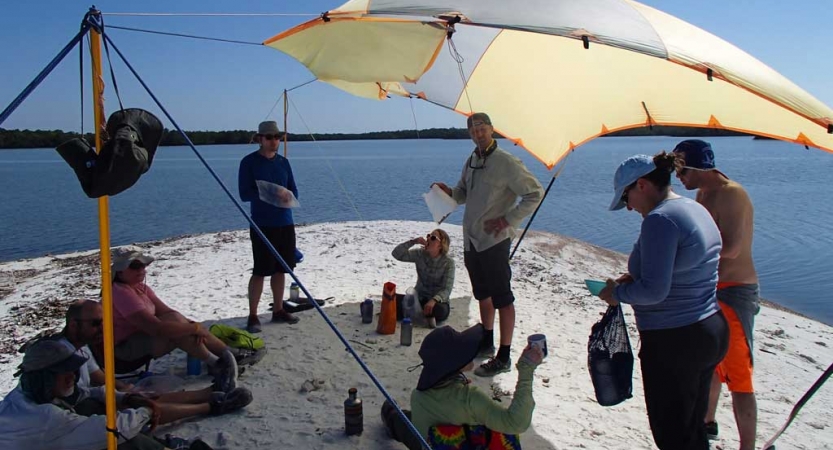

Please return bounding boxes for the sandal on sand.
[271,309,299,324]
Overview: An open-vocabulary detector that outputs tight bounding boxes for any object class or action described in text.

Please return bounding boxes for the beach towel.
[588,304,634,406]
[428,424,522,450]
[209,324,264,351]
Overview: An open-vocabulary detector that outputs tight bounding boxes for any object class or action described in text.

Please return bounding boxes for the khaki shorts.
[115,332,170,362]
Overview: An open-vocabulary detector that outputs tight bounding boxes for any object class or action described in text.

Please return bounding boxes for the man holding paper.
[238,121,300,332]
[432,112,543,377]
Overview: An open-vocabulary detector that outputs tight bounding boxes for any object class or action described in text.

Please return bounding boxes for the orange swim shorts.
[714,300,755,393]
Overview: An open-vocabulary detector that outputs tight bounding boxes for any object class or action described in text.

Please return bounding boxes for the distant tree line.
[0,126,749,149]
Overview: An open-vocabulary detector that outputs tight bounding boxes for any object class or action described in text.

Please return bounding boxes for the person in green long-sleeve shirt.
[382,324,543,449]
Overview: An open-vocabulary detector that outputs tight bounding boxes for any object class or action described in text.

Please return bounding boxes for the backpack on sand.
[209,323,264,351]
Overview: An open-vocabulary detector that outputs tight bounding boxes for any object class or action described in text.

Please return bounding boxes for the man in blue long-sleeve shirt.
[238,121,300,332]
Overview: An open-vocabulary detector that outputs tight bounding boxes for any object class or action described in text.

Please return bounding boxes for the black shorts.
[464,238,514,309]
[250,225,296,276]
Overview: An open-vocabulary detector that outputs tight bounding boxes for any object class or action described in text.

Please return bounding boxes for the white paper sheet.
[422,184,457,223]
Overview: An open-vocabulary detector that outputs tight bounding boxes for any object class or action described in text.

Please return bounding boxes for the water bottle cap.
[291,282,298,288]
[364,298,372,303]
[403,318,412,324]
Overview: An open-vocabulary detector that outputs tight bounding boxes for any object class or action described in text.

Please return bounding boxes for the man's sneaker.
[209,387,254,415]
[212,350,238,393]
[246,315,262,334]
[474,357,512,377]
[271,309,299,324]
[477,341,496,358]
[232,347,267,366]
[705,421,719,440]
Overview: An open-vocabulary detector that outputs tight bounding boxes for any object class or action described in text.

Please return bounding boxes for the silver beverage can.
[527,334,548,357]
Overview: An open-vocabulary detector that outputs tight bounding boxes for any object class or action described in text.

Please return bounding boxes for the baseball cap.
[466,112,492,128]
[16,338,87,376]
[609,155,656,211]
[112,248,154,272]
[672,139,716,170]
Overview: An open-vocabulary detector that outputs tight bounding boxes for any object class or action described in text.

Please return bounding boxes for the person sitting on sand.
[0,338,252,450]
[391,229,455,328]
[381,324,543,449]
[110,248,238,393]
[57,300,252,413]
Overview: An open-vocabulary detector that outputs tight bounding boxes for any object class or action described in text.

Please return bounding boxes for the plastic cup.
[527,334,548,357]
[585,279,607,296]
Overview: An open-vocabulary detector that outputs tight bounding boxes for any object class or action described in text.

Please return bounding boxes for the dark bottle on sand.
[344,388,363,435]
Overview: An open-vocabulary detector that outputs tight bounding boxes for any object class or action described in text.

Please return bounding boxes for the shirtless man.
[674,139,759,450]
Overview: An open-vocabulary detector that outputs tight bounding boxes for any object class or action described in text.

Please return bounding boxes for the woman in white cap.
[598,152,729,450]
[381,324,543,449]
[109,248,238,393]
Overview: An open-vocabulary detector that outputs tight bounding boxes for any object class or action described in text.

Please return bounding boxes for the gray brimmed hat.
[112,248,154,272]
[15,339,87,376]
[257,121,283,136]
[417,324,484,391]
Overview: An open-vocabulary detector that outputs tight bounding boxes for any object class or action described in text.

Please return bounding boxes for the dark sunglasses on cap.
[128,261,147,270]
[260,134,281,141]
[426,233,441,242]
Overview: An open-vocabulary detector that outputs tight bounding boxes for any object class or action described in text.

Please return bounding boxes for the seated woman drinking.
[391,229,455,327]
[382,324,543,449]
[110,249,238,392]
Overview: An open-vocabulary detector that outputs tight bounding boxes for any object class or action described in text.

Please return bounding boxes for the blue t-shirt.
[614,197,721,331]
[238,150,298,227]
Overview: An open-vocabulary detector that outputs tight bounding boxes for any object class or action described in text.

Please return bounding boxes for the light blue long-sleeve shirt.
[614,197,722,331]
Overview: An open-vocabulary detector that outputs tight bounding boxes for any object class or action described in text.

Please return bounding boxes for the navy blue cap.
[673,139,716,170]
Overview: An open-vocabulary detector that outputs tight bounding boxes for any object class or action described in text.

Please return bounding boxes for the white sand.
[0,221,831,449]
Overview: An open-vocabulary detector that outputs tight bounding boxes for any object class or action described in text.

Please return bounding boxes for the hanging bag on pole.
[588,304,634,406]
[377,281,397,335]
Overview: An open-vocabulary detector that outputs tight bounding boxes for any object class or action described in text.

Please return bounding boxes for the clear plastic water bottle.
[289,282,300,302]
[344,388,363,435]
[400,317,413,346]
[402,287,416,320]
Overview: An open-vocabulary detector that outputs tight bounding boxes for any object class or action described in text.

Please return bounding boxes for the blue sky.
[1,0,831,134]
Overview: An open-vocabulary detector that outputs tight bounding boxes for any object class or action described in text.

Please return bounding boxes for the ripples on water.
[0,137,831,325]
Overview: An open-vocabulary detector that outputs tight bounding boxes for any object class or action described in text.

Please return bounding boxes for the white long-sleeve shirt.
[0,385,150,450]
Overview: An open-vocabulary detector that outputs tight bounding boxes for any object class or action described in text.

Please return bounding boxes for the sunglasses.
[260,134,281,141]
[76,318,103,327]
[128,261,147,270]
[426,233,441,242]
[621,183,636,205]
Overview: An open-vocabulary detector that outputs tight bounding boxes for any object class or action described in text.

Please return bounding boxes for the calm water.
[1,137,832,325]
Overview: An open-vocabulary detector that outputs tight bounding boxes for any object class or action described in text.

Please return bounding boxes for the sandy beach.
[0,220,830,449]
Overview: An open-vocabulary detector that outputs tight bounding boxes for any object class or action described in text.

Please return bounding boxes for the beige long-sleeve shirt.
[451,144,543,252]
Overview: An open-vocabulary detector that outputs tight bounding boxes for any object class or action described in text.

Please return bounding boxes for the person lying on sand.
[110,249,238,393]
[391,229,455,328]
[0,338,252,450]
[381,324,543,449]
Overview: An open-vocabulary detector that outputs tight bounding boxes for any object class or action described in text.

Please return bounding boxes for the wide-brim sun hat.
[417,323,484,391]
[112,248,154,272]
[15,338,88,376]
[609,154,656,211]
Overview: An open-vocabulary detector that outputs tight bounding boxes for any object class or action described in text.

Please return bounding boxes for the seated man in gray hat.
[0,338,252,450]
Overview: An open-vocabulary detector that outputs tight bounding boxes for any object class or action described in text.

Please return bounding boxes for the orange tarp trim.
[601,124,610,134]
[707,115,722,128]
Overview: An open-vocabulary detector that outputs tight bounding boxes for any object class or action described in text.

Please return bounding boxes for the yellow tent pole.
[283,89,288,158]
[89,16,119,450]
